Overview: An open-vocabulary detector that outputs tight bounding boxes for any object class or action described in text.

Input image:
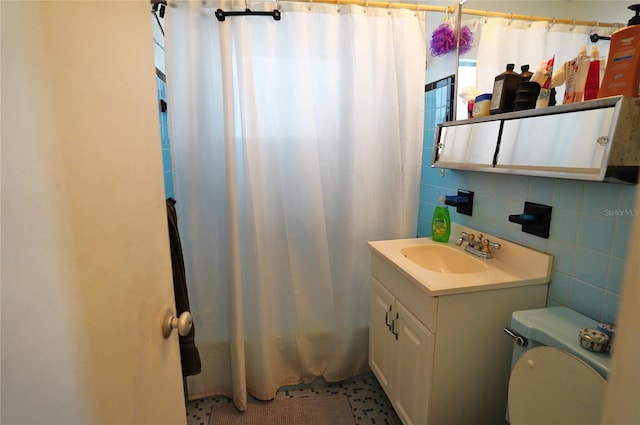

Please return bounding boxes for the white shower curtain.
[165,0,425,410]
[475,17,613,99]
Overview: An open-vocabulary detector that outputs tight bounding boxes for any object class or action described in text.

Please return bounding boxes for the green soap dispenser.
[431,202,451,243]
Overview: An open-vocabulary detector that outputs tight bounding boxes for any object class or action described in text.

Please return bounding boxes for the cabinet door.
[393,301,436,425]
[497,107,615,173]
[369,278,396,395]
[434,120,501,167]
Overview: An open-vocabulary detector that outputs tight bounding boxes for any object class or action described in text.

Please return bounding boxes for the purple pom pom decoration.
[430,23,456,56]
[430,23,474,57]
[459,25,474,55]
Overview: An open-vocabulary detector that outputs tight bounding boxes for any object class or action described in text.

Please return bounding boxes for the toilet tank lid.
[511,306,611,379]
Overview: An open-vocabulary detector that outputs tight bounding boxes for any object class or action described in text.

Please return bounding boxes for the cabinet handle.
[385,306,393,330]
[391,313,399,340]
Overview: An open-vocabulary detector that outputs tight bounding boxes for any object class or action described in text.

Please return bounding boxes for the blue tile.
[162,148,173,171]
[487,174,508,195]
[486,196,505,223]
[484,221,503,237]
[601,292,619,324]
[454,170,473,190]
[417,218,431,237]
[424,185,443,205]
[616,185,637,222]
[506,175,529,200]
[606,257,625,295]
[611,220,631,258]
[581,181,620,217]
[547,240,575,275]
[522,233,548,252]
[444,170,462,190]
[473,193,489,219]
[469,172,493,194]
[547,271,572,305]
[569,280,604,321]
[549,210,579,244]
[502,225,524,245]
[422,149,433,167]
[161,124,170,147]
[164,170,175,199]
[527,177,554,205]
[552,179,583,213]
[574,247,609,288]
[546,298,564,308]
[422,167,444,185]
[576,215,614,254]
[419,183,430,203]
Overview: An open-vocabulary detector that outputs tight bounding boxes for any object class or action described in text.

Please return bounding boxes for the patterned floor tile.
[186,372,401,425]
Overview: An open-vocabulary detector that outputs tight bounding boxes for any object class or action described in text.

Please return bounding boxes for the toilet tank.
[508,306,611,379]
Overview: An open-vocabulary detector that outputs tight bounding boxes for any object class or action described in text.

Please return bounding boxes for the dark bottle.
[520,64,533,81]
[490,63,523,114]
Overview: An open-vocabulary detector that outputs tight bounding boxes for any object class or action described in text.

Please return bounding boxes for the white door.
[1,2,186,424]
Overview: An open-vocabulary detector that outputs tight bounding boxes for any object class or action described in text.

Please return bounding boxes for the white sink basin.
[401,244,488,274]
[368,223,553,296]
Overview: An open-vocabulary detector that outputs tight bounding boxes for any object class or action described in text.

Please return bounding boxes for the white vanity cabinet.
[369,248,549,425]
[370,278,435,425]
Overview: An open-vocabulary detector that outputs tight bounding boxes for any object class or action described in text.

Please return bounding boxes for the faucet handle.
[481,238,501,253]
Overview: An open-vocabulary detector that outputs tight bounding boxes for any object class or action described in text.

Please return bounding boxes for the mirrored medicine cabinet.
[431,96,640,184]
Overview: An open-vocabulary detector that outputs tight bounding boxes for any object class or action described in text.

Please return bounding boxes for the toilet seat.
[508,346,607,425]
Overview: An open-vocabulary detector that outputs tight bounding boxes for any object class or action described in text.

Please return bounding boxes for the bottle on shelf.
[490,63,523,114]
[520,64,533,81]
[598,4,640,98]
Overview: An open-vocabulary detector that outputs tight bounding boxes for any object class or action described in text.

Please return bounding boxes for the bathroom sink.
[368,223,554,296]
[401,244,488,274]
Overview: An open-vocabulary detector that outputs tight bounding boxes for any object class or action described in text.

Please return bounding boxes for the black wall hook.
[444,190,474,216]
[590,33,611,42]
[508,202,552,239]
[215,8,281,21]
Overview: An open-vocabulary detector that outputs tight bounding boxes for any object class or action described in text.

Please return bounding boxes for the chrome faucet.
[455,232,501,259]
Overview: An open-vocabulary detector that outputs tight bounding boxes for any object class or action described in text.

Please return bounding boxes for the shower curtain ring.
[528,15,533,27]
[414,2,420,16]
[570,19,576,31]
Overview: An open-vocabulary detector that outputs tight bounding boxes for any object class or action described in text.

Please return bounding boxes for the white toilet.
[505,306,611,425]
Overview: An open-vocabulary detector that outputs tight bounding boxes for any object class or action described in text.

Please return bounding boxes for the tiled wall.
[419,91,637,323]
[156,75,175,199]
[152,13,174,200]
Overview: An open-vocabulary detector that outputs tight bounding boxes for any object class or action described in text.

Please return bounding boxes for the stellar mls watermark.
[603,209,639,217]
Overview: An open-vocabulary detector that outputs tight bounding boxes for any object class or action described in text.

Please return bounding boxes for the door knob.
[162,309,193,338]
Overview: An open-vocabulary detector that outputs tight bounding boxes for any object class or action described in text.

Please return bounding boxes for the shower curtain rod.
[278,0,623,29]
[151,0,623,29]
